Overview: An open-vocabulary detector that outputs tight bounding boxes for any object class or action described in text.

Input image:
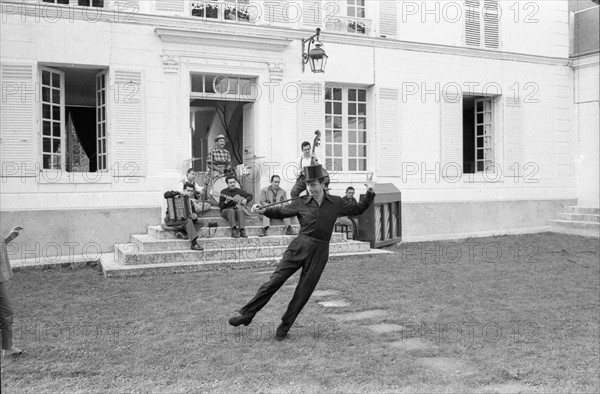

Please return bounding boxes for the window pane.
[477,113,483,123]
[349,160,357,171]
[359,131,367,143]
[348,89,356,101]
[477,150,483,159]
[334,159,342,171]
[325,102,332,114]
[477,162,484,172]
[333,88,342,100]
[358,118,366,129]
[325,88,332,100]
[43,155,51,169]
[326,145,332,156]
[334,102,342,114]
[349,145,356,157]
[348,117,356,129]
[325,115,332,128]
[53,139,60,152]
[42,70,50,86]
[349,130,356,143]
[43,104,50,119]
[53,122,60,137]
[52,105,60,120]
[476,101,483,111]
[51,73,59,88]
[358,159,366,171]
[52,88,60,104]
[333,131,342,143]
[43,121,51,135]
[359,145,367,157]
[334,145,342,156]
[358,90,366,101]
[334,116,342,129]
[348,104,356,115]
[42,87,50,102]
[476,125,484,136]
[485,100,492,111]
[43,139,51,153]
[358,103,366,115]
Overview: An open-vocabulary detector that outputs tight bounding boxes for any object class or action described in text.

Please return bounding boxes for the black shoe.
[258,227,268,237]
[240,228,248,238]
[191,241,203,251]
[275,324,289,341]
[228,314,253,327]
[232,227,240,238]
[285,226,296,236]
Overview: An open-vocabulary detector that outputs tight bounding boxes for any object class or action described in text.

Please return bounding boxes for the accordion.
[166,194,193,221]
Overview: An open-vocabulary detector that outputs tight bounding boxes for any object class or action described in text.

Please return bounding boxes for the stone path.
[310,288,532,390]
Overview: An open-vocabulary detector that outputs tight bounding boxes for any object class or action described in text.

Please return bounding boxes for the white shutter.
[377,88,400,177]
[465,0,481,47]
[155,0,185,14]
[303,0,322,28]
[440,96,463,175]
[298,81,325,156]
[483,0,499,49]
[379,0,398,37]
[111,69,145,177]
[0,63,35,174]
[503,99,523,176]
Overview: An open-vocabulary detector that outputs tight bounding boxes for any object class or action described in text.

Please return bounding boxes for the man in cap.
[228,165,375,340]
[207,134,233,176]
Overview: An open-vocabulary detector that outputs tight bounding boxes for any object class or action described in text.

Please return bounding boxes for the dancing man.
[228,165,375,340]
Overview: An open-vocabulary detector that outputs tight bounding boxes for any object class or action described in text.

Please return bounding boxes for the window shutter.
[379,0,398,37]
[303,0,322,28]
[0,63,35,175]
[111,69,145,177]
[155,0,185,14]
[483,0,499,48]
[377,88,400,177]
[298,81,325,157]
[465,0,481,47]
[503,99,523,176]
[266,0,289,24]
[440,96,463,176]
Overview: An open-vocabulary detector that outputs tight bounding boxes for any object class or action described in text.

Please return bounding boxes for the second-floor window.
[465,0,500,49]
[42,0,104,6]
[191,0,252,23]
[324,86,368,172]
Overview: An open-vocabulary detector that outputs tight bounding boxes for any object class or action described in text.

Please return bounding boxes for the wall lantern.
[302,28,328,73]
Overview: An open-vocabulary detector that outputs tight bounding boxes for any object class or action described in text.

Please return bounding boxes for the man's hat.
[214,134,227,142]
[303,165,326,182]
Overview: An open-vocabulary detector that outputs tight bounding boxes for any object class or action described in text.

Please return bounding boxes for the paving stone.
[417,357,478,376]
[311,290,340,298]
[327,309,388,322]
[366,323,405,333]
[482,383,533,393]
[318,300,351,307]
[389,338,437,351]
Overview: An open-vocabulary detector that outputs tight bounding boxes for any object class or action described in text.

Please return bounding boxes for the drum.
[209,175,240,206]
[235,164,250,179]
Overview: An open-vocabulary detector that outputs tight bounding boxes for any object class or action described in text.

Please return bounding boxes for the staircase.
[549,206,600,237]
[101,208,390,277]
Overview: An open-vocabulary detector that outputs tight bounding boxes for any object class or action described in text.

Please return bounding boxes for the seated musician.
[336,186,360,239]
[164,190,203,251]
[177,169,211,212]
[183,182,211,213]
[258,175,296,237]
[207,134,233,177]
[219,175,253,238]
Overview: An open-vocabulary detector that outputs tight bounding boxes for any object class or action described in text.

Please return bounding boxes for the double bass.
[312,130,330,188]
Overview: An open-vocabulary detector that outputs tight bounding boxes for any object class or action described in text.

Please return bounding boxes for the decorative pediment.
[155,28,293,52]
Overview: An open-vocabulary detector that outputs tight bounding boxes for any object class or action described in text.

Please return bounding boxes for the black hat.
[303,165,326,182]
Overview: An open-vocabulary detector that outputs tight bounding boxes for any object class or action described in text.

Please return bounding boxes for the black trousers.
[0,282,14,349]
[239,234,330,330]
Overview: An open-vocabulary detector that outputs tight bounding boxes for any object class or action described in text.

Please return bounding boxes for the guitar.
[211,191,252,216]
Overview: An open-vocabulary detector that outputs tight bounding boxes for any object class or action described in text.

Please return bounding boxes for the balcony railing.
[324,15,372,35]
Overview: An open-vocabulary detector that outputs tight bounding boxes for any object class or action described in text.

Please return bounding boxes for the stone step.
[148,224,302,240]
[563,206,599,215]
[193,216,263,226]
[132,232,348,252]
[548,219,600,231]
[556,212,600,222]
[115,240,371,265]
[101,249,393,277]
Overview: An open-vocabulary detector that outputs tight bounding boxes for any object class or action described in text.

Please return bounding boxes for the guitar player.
[219,175,253,238]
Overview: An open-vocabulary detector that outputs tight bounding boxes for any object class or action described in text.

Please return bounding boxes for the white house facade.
[0,0,598,260]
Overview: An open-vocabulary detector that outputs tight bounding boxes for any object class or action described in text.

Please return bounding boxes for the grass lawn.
[1,232,598,393]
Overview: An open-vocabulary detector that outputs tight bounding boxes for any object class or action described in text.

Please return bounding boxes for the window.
[191,0,252,23]
[190,73,257,101]
[40,67,107,172]
[463,96,495,173]
[323,0,371,35]
[324,86,368,172]
[42,0,104,6]
[465,0,499,49]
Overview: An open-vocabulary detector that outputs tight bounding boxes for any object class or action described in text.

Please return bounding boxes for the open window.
[463,96,495,173]
[40,66,107,172]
